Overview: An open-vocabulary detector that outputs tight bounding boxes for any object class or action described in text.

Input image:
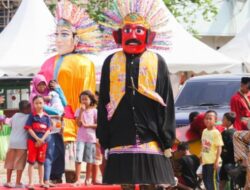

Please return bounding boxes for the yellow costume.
[39,53,95,141]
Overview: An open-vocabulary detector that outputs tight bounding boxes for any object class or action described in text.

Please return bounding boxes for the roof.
[188,73,250,82]
[219,18,250,68]
[0,76,32,80]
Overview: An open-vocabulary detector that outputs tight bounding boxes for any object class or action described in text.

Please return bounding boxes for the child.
[30,74,48,106]
[74,90,98,186]
[31,75,66,116]
[24,95,51,189]
[44,80,66,116]
[175,142,200,190]
[201,110,224,190]
[220,112,236,190]
[3,100,31,188]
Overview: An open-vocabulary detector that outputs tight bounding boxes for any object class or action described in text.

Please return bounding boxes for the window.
[0,78,32,109]
[175,80,240,107]
[0,0,20,32]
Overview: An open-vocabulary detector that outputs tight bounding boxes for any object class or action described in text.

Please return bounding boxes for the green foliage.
[47,0,218,34]
[163,0,218,33]
[85,0,112,23]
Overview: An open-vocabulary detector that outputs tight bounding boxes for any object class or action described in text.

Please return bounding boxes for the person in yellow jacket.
[38,0,101,183]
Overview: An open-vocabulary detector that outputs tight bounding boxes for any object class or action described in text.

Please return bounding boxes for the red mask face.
[121,24,147,54]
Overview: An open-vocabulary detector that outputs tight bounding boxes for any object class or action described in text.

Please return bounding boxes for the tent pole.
[242,62,248,73]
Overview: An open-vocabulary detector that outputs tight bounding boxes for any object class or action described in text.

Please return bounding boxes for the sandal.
[93,182,102,185]
[49,183,56,187]
[85,179,92,186]
[15,183,26,188]
[43,184,50,189]
[27,185,35,190]
[92,179,102,185]
[73,181,82,187]
[3,183,15,188]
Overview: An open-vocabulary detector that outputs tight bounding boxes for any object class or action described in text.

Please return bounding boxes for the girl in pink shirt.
[74,90,98,186]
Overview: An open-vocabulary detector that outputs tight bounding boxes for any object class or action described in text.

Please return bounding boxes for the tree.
[47,0,217,34]
[163,0,217,34]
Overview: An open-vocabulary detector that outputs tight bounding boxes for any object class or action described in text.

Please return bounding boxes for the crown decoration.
[55,0,102,54]
[100,0,172,50]
[123,13,150,29]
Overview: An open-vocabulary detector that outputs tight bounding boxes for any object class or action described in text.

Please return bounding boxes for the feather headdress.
[55,0,101,54]
[101,0,172,50]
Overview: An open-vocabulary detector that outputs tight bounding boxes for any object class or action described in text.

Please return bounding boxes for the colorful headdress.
[55,0,101,54]
[101,0,172,50]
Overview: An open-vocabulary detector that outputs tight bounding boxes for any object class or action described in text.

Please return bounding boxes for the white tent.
[219,19,250,71]
[0,0,55,76]
[0,0,241,76]
[182,0,250,36]
[157,4,242,74]
[91,0,242,75]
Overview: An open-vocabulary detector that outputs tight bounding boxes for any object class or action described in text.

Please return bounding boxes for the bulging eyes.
[124,28,132,33]
[136,28,144,34]
[123,27,145,34]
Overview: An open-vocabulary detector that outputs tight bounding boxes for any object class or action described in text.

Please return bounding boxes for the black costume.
[97,52,176,185]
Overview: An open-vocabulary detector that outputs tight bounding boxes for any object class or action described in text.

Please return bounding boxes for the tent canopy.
[90,0,241,75]
[181,0,250,36]
[0,0,241,76]
[151,0,241,73]
[0,0,55,76]
[219,19,250,70]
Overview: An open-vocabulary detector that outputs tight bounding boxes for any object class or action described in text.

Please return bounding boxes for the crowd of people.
[1,79,247,190]
[2,77,249,190]
[172,76,250,190]
[173,111,236,190]
[1,76,102,189]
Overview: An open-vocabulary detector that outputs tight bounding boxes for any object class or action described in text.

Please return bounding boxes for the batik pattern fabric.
[233,131,250,188]
[97,52,176,185]
[107,51,165,120]
[109,139,163,155]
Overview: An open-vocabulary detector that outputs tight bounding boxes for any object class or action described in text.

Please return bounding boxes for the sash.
[53,55,75,119]
[53,55,64,80]
[238,91,250,110]
[107,51,166,120]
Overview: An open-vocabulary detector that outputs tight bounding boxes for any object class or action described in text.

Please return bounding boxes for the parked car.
[174,74,250,155]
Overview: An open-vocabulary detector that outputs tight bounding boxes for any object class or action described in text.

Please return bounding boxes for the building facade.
[0,0,54,32]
